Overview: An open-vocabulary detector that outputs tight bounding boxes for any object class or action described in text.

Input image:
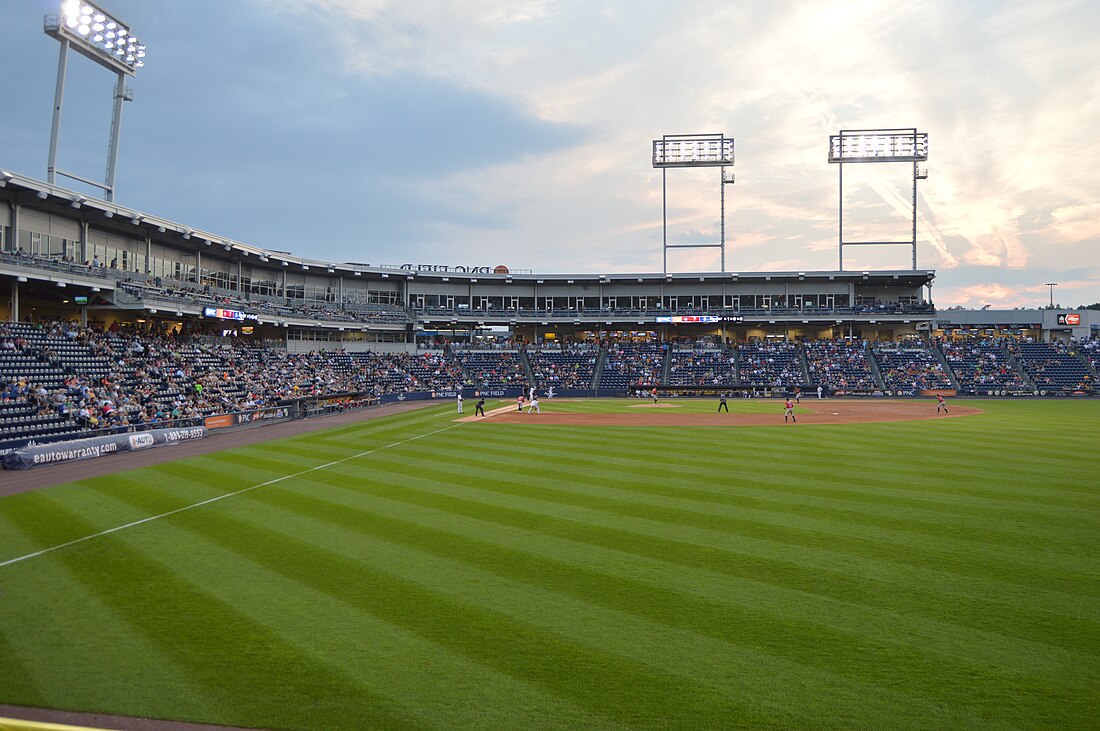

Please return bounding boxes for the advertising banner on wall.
[3,426,207,470]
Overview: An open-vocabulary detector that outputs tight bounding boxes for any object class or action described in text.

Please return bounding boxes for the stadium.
[1,2,1098,731]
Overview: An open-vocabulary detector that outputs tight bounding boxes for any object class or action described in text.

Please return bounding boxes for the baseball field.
[0,398,1097,730]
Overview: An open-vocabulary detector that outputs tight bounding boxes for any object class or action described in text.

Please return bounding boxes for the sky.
[1,0,1098,309]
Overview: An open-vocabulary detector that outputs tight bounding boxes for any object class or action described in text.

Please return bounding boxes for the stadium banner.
[204,414,237,429]
[2,426,207,471]
[234,406,292,425]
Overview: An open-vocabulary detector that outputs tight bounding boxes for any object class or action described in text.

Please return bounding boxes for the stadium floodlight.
[1044,282,1057,308]
[44,0,147,202]
[652,133,735,274]
[828,128,928,271]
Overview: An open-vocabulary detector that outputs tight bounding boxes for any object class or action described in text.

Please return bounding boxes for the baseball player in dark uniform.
[475,397,486,417]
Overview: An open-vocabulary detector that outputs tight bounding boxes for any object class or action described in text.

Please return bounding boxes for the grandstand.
[737,342,807,389]
[873,341,954,394]
[1009,341,1095,394]
[805,339,880,393]
[667,345,736,386]
[937,338,1032,395]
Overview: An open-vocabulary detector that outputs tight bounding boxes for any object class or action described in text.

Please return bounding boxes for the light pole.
[43,0,147,202]
[828,128,929,271]
[1044,282,1057,308]
[652,133,735,273]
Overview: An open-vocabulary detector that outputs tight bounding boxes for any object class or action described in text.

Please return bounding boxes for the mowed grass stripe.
[237,476,1094,715]
[352,448,1099,605]
[296,456,1099,651]
[45,483,620,731]
[257,467,1091,678]
[442,431,1095,534]
[406,438,1095,563]
[4,499,421,731]
[158,488,1017,731]
[0,520,227,716]
[462,419,1098,505]
[161,496,795,730]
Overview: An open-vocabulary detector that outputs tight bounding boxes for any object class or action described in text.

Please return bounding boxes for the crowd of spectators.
[529,343,599,389]
[873,342,954,393]
[737,342,806,388]
[936,337,1031,394]
[600,342,666,388]
[451,350,528,390]
[805,340,879,392]
[667,347,735,386]
[1009,339,1094,392]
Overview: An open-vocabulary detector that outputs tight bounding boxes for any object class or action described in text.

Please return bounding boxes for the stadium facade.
[1,170,943,347]
[4,170,1097,346]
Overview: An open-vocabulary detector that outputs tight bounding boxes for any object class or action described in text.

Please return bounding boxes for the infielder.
[784,398,796,423]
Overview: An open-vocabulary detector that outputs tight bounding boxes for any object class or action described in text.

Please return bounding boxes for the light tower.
[43,0,147,202]
[652,133,735,273]
[828,128,928,271]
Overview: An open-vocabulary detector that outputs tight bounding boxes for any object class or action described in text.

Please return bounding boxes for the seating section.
[805,340,878,391]
[529,345,599,390]
[872,343,953,393]
[1081,338,1100,375]
[737,343,806,387]
[667,348,735,386]
[599,343,665,389]
[452,350,528,390]
[1010,342,1094,393]
[937,339,1030,395]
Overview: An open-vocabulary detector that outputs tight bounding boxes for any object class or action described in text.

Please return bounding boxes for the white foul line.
[0,421,463,570]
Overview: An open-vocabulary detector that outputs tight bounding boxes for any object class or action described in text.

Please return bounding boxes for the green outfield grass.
[0,399,1097,730]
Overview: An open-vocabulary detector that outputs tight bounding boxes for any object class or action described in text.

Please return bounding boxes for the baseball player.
[475,397,486,417]
[456,392,463,414]
[794,386,801,404]
[517,394,525,412]
[784,397,796,423]
[651,388,658,404]
[526,395,540,414]
[936,394,949,414]
[717,394,728,413]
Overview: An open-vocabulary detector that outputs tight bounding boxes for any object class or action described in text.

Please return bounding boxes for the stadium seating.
[667,346,735,386]
[528,344,599,389]
[937,338,1031,395]
[598,342,666,389]
[451,349,528,390]
[1009,341,1094,393]
[736,342,806,388]
[805,340,879,392]
[872,342,954,393]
